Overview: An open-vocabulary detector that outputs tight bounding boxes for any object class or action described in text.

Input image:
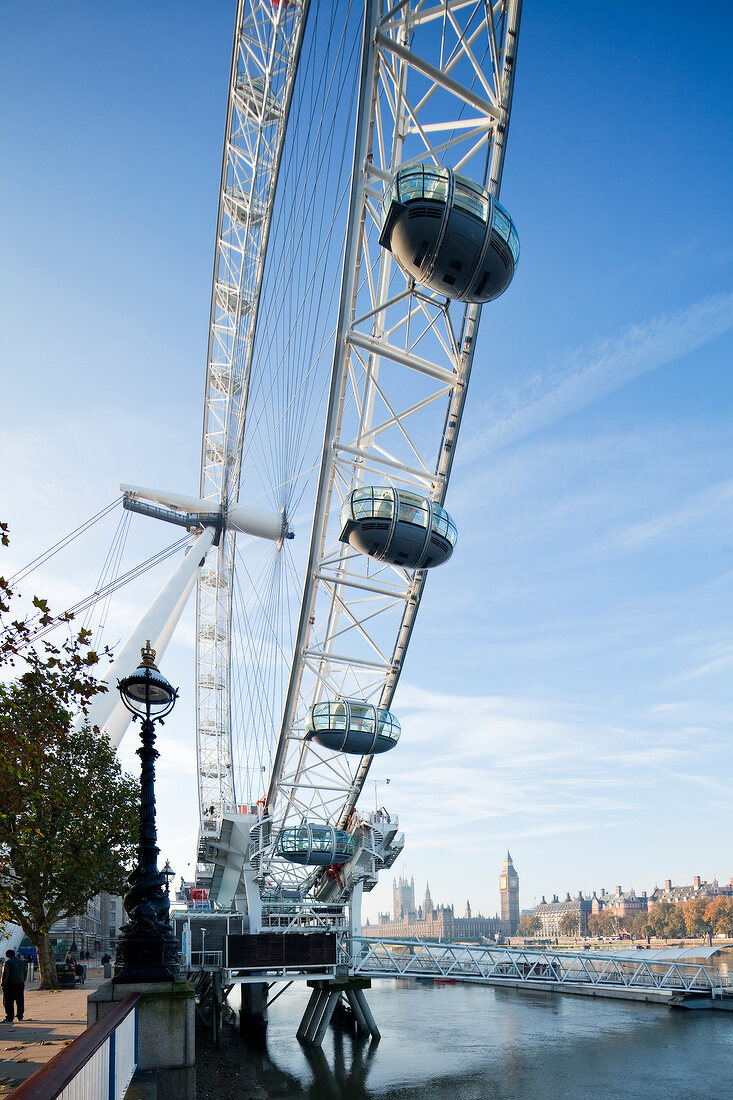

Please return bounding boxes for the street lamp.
[113,642,180,984]
[162,860,175,898]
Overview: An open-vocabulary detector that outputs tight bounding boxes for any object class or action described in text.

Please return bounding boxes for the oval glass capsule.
[306,699,401,755]
[339,487,457,569]
[277,824,356,866]
[379,164,519,303]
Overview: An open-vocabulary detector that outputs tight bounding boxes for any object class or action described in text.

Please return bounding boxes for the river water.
[234,976,731,1099]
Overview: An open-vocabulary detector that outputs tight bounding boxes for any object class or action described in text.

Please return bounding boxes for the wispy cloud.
[594,479,733,555]
[678,642,733,681]
[461,291,733,461]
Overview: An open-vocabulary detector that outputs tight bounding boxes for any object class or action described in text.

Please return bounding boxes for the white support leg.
[82,525,216,747]
[297,988,323,1041]
[243,865,262,934]
[348,880,363,968]
[312,991,340,1047]
[345,988,369,1034]
[352,987,380,1041]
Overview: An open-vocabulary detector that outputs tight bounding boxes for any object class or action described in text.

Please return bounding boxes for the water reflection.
[241,1022,378,1099]
[229,977,731,1100]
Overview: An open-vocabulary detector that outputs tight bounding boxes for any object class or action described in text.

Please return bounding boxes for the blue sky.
[2,2,733,921]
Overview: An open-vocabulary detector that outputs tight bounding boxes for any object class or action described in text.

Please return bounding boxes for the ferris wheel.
[115,0,522,911]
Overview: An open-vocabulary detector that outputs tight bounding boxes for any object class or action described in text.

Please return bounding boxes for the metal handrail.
[351,938,730,995]
[190,950,223,968]
[10,992,139,1100]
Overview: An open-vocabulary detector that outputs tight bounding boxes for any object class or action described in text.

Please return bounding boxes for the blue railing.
[10,992,139,1100]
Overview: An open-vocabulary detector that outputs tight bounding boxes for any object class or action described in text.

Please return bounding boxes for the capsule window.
[330,702,348,730]
[399,171,427,203]
[431,504,458,546]
[398,492,429,527]
[349,703,374,733]
[433,512,448,537]
[423,172,449,201]
[454,181,488,222]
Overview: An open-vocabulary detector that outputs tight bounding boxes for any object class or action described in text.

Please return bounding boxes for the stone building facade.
[530,874,733,934]
[499,851,520,935]
[591,886,647,918]
[363,896,504,941]
[49,890,124,955]
[534,893,592,937]
[647,876,732,908]
[364,855,518,941]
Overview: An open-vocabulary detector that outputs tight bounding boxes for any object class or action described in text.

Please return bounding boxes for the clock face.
[500,877,507,888]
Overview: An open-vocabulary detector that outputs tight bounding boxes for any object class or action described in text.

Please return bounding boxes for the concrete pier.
[240,981,269,1042]
[87,979,196,1099]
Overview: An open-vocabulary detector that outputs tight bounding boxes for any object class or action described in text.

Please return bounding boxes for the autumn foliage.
[0,524,140,988]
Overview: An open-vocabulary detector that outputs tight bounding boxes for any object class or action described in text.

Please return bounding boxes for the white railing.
[352,938,732,997]
[10,993,138,1100]
[261,902,349,932]
[190,950,224,968]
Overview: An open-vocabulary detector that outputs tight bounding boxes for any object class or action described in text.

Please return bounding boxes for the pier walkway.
[351,938,733,1006]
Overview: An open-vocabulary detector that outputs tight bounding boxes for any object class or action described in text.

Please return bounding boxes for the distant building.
[49,890,123,955]
[392,873,417,921]
[647,876,732,908]
[499,851,520,935]
[364,862,510,940]
[592,886,647,918]
[530,874,733,935]
[534,893,592,937]
[364,891,503,941]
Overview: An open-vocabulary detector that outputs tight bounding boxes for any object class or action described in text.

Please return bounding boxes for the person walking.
[1,949,28,1023]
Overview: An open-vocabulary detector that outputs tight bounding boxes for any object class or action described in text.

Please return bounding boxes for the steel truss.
[197,0,310,823]
[257,0,522,893]
[352,939,731,998]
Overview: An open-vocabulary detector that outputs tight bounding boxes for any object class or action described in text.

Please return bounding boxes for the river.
[231,976,731,1098]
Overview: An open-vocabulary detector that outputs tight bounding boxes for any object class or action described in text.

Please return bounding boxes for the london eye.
[96,0,522,920]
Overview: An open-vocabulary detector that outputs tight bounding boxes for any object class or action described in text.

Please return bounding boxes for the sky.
[2,1,733,923]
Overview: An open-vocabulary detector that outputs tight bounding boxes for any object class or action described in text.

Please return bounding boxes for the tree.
[588,909,617,939]
[0,527,140,988]
[646,901,685,940]
[623,911,650,940]
[559,911,580,938]
[518,914,541,937]
[683,898,713,942]
[705,897,733,937]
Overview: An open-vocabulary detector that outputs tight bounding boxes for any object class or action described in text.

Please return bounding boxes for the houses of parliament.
[363,852,520,940]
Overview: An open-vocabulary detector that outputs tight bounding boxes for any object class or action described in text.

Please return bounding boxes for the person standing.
[1,949,28,1023]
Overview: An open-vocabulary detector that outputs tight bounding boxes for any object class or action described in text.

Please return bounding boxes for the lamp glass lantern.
[113,642,181,984]
[119,643,178,720]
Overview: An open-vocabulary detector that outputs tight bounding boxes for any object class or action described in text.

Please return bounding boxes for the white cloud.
[460,291,733,460]
[594,479,733,555]
[678,642,733,682]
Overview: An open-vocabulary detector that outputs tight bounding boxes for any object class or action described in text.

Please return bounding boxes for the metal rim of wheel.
[196,0,522,901]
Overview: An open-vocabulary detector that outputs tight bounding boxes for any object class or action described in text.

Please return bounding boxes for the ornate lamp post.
[114,643,180,983]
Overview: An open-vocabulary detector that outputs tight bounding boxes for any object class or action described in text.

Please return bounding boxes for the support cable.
[8,498,122,586]
[13,535,190,648]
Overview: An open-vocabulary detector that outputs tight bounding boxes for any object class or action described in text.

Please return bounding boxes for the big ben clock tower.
[499,851,520,934]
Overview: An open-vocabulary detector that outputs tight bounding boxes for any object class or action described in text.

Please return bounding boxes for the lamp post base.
[114,922,180,984]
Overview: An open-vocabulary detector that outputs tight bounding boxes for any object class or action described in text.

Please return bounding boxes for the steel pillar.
[298,977,379,1047]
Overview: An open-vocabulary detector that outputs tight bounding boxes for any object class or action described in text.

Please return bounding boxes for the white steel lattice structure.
[352,939,732,1000]
[84,0,523,917]
[196,0,310,819]
[237,0,523,898]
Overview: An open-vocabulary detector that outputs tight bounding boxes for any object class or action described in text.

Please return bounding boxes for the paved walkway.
[0,968,104,1094]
